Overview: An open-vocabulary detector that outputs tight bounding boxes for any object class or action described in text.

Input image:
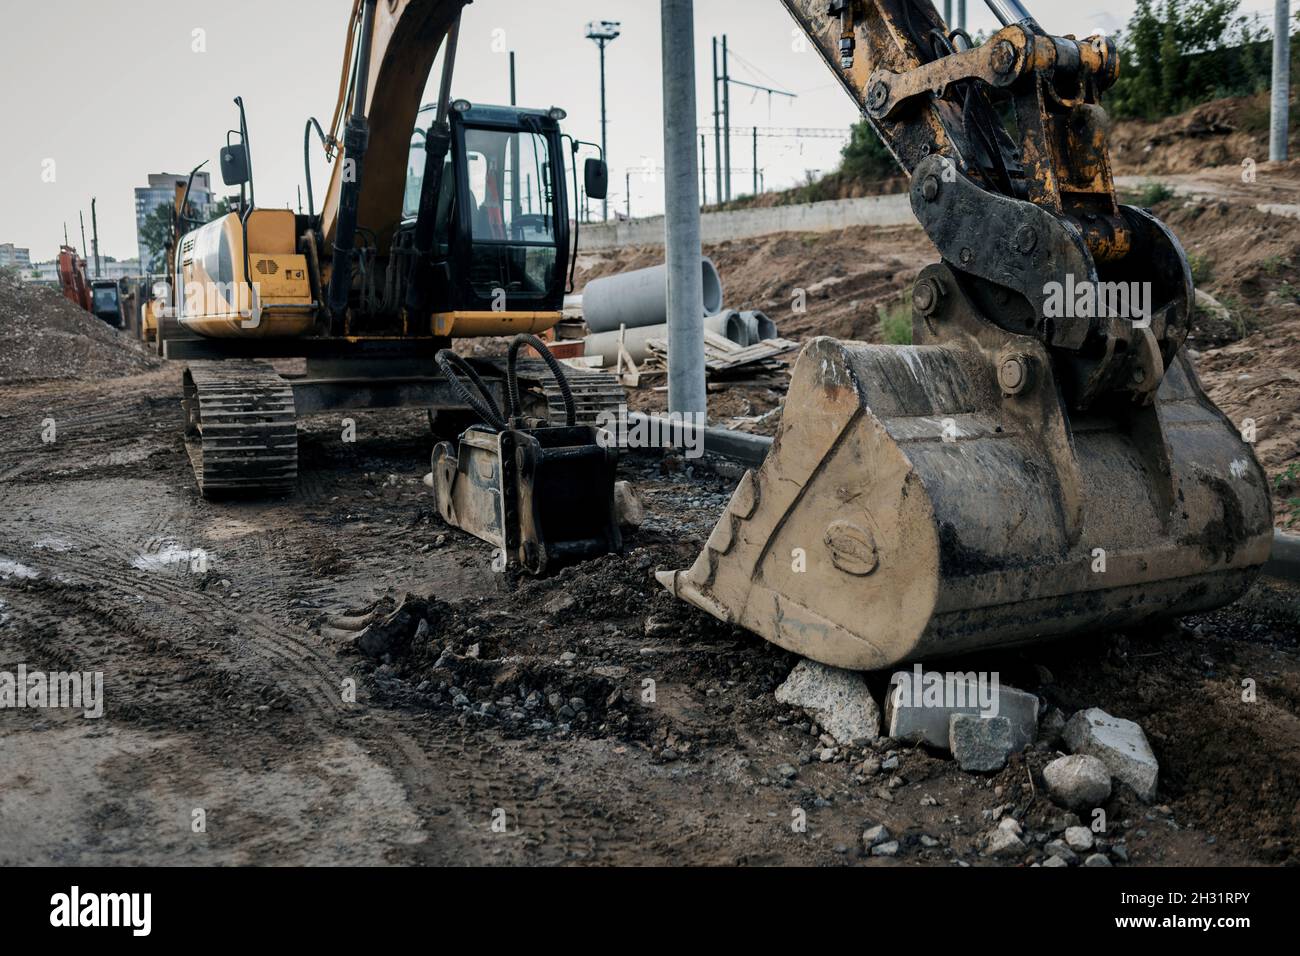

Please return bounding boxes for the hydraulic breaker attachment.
[658,267,1273,670]
[430,335,621,574]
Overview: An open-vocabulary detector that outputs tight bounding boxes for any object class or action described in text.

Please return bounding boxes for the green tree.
[138,196,232,273]
[1159,0,1182,108]
[137,203,175,274]
[839,120,897,181]
[1108,0,1280,119]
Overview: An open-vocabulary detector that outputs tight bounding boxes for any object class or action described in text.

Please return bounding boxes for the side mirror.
[220,144,250,187]
[584,158,609,201]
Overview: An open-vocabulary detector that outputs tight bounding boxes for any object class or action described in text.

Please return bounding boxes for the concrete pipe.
[582,259,724,333]
[742,310,777,342]
[733,310,777,345]
[585,310,745,365]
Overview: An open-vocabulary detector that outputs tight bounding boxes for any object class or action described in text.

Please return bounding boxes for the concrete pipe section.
[584,310,746,365]
[583,259,724,333]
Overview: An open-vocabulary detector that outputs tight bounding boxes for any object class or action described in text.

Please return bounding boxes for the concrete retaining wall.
[578,193,913,251]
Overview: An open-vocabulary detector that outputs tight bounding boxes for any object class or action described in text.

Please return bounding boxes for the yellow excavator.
[660,0,1274,668]
[161,0,623,570]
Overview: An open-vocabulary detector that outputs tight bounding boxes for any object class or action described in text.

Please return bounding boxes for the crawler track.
[182,361,298,497]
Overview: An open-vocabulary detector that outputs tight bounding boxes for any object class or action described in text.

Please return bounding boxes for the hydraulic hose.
[435,350,508,432]
[506,334,576,426]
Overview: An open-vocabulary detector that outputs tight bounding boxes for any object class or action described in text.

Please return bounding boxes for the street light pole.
[712,38,723,204]
[586,20,622,222]
[660,0,706,417]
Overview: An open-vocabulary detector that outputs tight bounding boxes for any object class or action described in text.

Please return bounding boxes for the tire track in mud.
[4,547,351,721]
[359,721,647,865]
[0,372,182,482]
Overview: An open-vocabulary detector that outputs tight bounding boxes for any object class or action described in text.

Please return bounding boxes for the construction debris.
[614,480,645,527]
[1042,753,1113,810]
[948,714,1014,772]
[1064,708,1160,802]
[645,330,798,379]
[774,659,881,746]
[885,671,1039,754]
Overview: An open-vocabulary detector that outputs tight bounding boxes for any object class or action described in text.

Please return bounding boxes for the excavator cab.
[404,101,602,335]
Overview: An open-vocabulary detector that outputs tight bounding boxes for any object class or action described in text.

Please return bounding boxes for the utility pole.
[79,213,88,266]
[958,0,966,30]
[1271,0,1291,162]
[91,198,101,277]
[711,45,795,200]
[722,34,732,202]
[660,0,706,418]
[712,38,723,204]
[586,21,621,222]
[700,133,708,206]
[509,51,517,105]
[944,0,951,22]
[626,171,631,219]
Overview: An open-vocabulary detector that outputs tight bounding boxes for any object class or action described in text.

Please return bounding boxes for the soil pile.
[576,223,934,343]
[0,274,157,385]
[1109,93,1297,175]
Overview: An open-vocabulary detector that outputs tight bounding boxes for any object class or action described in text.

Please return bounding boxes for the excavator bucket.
[658,323,1273,671]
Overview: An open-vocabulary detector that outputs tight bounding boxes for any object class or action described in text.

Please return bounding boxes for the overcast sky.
[0,0,1283,262]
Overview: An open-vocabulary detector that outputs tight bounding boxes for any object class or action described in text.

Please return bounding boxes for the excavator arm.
[780,0,1188,409]
[316,0,469,254]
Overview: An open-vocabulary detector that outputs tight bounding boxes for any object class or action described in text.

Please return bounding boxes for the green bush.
[878,298,913,345]
[1135,181,1176,206]
[1188,251,1214,283]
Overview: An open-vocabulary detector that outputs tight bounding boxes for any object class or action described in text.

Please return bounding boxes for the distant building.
[87,257,143,281]
[28,260,62,283]
[25,256,142,284]
[0,243,33,270]
[135,172,214,272]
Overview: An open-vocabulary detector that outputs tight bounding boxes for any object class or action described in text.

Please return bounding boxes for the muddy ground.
[0,349,1297,866]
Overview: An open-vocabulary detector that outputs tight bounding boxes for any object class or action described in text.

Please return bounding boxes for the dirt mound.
[705,170,907,213]
[0,274,158,385]
[577,223,934,344]
[1109,93,1295,175]
[1159,193,1300,339]
[1196,318,1300,524]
